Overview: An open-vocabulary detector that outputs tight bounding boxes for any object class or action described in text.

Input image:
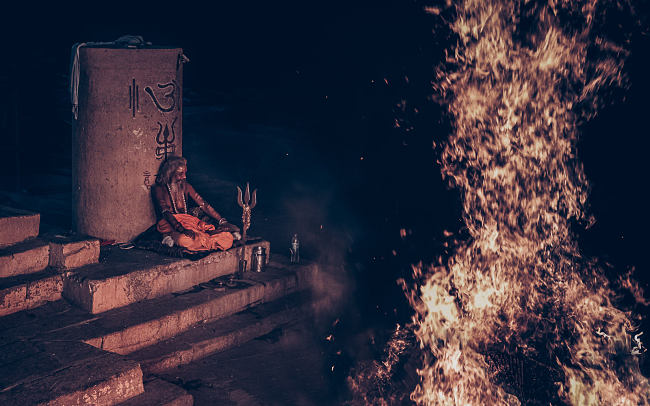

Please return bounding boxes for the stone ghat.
[0,206,323,405]
[0,259,320,405]
[62,241,270,314]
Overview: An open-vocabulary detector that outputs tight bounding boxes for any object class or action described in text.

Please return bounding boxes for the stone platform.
[0,261,316,349]
[0,206,323,405]
[62,241,270,314]
[0,261,319,405]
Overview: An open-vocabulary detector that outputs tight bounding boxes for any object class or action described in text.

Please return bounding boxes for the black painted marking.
[145,80,177,113]
[129,79,139,117]
[155,117,178,160]
[143,171,152,189]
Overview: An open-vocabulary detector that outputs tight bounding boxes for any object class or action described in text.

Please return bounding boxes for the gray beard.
[169,180,185,192]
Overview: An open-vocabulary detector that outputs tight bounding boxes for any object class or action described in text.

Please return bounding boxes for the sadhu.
[152,156,240,252]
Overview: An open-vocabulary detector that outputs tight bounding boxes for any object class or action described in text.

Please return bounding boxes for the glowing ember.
[348,324,417,405]
[403,0,649,404]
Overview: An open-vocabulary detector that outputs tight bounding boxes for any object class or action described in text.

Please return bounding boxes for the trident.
[236,182,257,276]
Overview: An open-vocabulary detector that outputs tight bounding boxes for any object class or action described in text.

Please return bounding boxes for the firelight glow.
[405,0,649,404]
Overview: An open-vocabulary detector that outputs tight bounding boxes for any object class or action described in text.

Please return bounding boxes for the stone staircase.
[0,206,320,405]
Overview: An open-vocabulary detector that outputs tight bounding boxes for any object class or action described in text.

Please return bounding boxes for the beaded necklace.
[166,183,187,214]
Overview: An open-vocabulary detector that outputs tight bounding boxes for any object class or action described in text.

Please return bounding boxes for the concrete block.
[0,340,143,405]
[119,378,193,406]
[26,273,64,306]
[0,238,50,278]
[0,206,39,248]
[0,271,63,317]
[0,283,27,317]
[63,241,270,314]
[49,236,100,270]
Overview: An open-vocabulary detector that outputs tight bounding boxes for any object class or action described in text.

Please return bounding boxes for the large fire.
[403,0,649,404]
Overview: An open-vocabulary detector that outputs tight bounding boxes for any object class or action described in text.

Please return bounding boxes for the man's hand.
[182,229,196,239]
[217,222,241,233]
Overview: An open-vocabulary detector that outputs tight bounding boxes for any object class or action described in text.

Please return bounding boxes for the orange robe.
[157,213,233,251]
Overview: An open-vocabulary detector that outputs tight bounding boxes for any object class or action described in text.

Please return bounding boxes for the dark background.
[1,0,649,395]
[0,0,458,325]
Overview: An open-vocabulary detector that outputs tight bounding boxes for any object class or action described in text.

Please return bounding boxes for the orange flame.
[406,0,648,404]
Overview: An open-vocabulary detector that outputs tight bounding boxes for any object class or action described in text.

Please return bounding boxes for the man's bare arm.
[186,183,226,224]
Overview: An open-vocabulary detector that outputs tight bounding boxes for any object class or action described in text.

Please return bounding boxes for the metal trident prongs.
[235,182,257,277]
[237,182,257,237]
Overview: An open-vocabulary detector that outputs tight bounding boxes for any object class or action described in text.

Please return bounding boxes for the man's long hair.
[156,156,187,185]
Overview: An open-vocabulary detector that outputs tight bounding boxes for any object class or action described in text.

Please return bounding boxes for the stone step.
[63,241,270,314]
[131,291,314,374]
[0,340,143,406]
[117,378,193,406]
[0,238,50,279]
[0,268,63,317]
[0,206,40,248]
[46,233,100,270]
[0,261,318,357]
[80,263,316,355]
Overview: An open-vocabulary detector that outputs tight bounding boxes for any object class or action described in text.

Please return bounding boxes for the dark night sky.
[2,0,650,329]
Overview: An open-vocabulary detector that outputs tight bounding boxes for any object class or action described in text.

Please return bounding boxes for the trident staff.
[236,182,257,277]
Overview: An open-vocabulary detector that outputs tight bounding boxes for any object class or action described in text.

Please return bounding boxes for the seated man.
[152,156,239,252]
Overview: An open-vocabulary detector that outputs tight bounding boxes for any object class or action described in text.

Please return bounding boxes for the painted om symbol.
[145,80,178,113]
